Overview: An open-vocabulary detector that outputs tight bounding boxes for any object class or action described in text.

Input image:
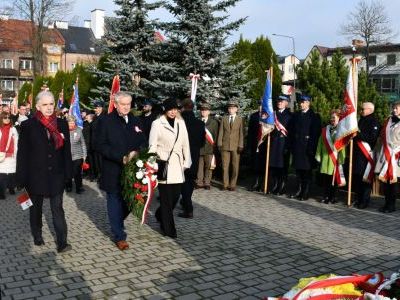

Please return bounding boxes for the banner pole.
[264,134,271,194]
[347,139,354,207]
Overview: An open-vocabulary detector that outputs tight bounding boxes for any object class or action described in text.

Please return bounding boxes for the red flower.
[133,182,141,189]
[135,193,145,204]
[141,185,148,192]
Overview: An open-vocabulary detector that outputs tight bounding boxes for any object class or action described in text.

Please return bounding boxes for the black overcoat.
[290,109,321,170]
[247,111,261,170]
[181,111,205,178]
[139,112,158,141]
[353,113,380,176]
[96,110,147,193]
[16,117,73,197]
[91,112,106,151]
[270,108,292,168]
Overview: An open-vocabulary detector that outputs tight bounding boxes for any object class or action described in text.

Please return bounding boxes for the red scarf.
[35,111,64,150]
[0,124,15,157]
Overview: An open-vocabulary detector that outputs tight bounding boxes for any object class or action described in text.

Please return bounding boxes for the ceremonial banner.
[69,80,83,128]
[334,59,359,151]
[57,89,64,109]
[108,75,120,114]
[190,73,200,102]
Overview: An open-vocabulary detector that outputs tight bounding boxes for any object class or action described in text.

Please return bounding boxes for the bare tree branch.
[340,0,397,75]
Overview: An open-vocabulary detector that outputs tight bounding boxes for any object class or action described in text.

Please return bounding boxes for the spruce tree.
[92,0,163,103]
[159,0,251,113]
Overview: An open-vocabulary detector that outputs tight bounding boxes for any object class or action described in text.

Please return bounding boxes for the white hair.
[114,91,132,103]
[363,102,375,112]
[36,91,55,105]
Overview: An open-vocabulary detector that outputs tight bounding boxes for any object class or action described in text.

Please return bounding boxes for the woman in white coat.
[149,98,191,238]
[375,100,400,213]
[0,112,18,199]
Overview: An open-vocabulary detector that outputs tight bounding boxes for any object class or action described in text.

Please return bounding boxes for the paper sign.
[17,191,33,210]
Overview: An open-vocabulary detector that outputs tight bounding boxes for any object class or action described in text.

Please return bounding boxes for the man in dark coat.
[289,95,321,200]
[17,91,73,253]
[96,92,147,250]
[139,99,158,141]
[247,103,266,192]
[196,102,219,190]
[91,99,106,181]
[269,95,292,195]
[353,102,380,209]
[179,99,205,218]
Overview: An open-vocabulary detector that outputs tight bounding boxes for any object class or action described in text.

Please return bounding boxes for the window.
[19,59,32,70]
[288,65,294,73]
[89,47,95,53]
[1,80,14,91]
[2,59,13,69]
[368,55,376,67]
[49,62,59,73]
[387,54,396,65]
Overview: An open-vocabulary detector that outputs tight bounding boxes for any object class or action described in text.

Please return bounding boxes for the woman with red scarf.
[0,112,18,199]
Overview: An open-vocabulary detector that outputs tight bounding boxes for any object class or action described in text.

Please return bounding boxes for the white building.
[277,54,300,96]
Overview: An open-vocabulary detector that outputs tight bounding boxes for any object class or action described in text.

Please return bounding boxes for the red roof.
[0,19,64,52]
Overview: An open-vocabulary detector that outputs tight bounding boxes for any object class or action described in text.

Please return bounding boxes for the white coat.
[0,127,18,174]
[149,115,191,184]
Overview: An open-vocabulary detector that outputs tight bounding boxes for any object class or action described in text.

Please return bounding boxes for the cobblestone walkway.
[1,180,399,299]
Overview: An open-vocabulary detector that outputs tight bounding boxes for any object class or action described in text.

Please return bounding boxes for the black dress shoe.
[76,188,85,194]
[378,206,388,213]
[357,203,368,209]
[34,239,45,246]
[65,187,72,193]
[178,212,193,219]
[204,186,211,190]
[322,198,330,204]
[57,244,72,253]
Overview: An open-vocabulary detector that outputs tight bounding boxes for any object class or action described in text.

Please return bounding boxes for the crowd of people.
[2,88,399,252]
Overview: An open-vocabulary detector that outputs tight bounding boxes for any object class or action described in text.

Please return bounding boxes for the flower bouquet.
[122,149,158,224]
[265,270,400,300]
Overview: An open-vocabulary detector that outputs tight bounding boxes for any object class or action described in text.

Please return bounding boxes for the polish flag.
[334,58,360,151]
[108,75,120,114]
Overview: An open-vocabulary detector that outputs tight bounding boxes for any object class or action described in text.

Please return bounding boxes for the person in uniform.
[247,101,264,192]
[352,102,380,209]
[217,100,244,191]
[315,109,346,204]
[139,99,158,141]
[289,94,321,200]
[179,99,205,219]
[91,99,106,182]
[196,102,219,190]
[269,94,292,195]
[374,100,400,213]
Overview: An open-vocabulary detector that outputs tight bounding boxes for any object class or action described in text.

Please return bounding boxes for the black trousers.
[383,181,398,210]
[29,193,68,247]
[85,152,95,179]
[321,173,337,200]
[0,173,15,196]
[93,151,103,179]
[181,170,194,214]
[354,174,372,205]
[156,183,181,237]
[66,159,83,191]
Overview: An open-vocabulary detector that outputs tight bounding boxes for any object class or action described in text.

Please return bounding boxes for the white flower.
[136,160,144,168]
[136,171,144,179]
[151,175,157,181]
[142,177,149,184]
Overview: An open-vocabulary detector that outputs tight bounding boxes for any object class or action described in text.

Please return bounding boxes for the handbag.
[0,130,13,163]
[157,124,180,181]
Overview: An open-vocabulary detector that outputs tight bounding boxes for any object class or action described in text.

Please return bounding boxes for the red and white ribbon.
[274,113,288,136]
[141,163,158,225]
[356,140,375,183]
[321,126,346,186]
[378,118,400,183]
[205,127,214,145]
[190,73,200,102]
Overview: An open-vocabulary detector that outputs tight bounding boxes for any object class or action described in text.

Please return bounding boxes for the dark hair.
[181,98,194,110]
[0,112,14,127]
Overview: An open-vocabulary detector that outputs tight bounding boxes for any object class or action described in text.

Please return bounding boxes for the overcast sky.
[71,0,400,59]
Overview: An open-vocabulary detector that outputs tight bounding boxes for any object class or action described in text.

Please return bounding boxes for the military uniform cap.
[299,94,311,102]
[277,94,290,102]
[199,102,211,110]
[227,100,239,108]
[93,99,105,107]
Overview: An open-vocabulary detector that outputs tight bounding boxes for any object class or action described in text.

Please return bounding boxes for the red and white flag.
[108,75,120,114]
[17,191,33,210]
[334,58,360,151]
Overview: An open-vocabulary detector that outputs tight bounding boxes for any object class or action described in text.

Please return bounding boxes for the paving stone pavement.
[1,180,400,300]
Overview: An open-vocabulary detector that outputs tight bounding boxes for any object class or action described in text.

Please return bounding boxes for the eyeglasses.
[3,117,10,120]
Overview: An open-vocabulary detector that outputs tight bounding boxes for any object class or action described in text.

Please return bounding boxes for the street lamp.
[272,33,296,109]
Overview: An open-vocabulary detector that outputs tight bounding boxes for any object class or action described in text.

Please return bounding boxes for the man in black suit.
[139,99,158,141]
[17,91,73,253]
[269,95,292,195]
[96,92,147,250]
[91,99,106,181]
[289,95,321,200]
[179,99,205,218]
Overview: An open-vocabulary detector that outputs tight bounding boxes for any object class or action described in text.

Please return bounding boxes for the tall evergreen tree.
[159,0,251,113]
[92,0,163,102]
